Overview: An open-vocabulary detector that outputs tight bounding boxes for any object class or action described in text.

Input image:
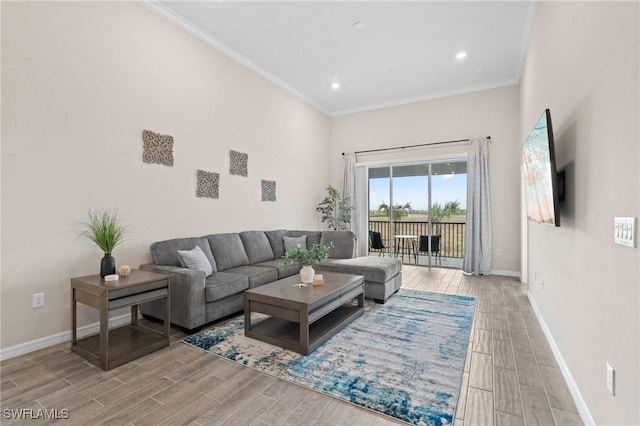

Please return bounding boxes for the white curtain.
[342,153,358,253]
[354,166,367,257]
[463,138,492,275]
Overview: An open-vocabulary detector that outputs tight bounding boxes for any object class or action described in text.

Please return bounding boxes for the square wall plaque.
[197,170,219,199]
[142,129,174,166]
[229,150,248,177]
[262,180,276,202]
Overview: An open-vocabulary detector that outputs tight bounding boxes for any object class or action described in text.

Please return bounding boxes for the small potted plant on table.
[282,243,332,284]
[78,209,128,277]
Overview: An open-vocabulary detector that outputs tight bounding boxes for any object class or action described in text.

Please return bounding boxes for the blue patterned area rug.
[184,289,475,426]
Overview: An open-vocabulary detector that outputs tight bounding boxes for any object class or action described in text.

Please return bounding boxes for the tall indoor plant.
[78,209,128,277]
[316,185,351,231]
[282,243,332,283]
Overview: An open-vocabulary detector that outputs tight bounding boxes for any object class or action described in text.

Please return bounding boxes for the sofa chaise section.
[314,256,402,303]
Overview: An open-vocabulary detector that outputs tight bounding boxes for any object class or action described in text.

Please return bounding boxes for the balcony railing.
[368,220,466,258]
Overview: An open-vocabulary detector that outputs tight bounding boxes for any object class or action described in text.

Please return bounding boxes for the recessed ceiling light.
[477,67,486,73]
[331,82,340,89]
[456,51,467,60]
[353,21,364,30]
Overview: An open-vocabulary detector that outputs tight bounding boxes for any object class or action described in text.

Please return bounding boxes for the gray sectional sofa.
[140,230,402,330]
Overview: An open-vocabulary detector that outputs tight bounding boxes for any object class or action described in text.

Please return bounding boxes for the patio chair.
[418,235,441,264]
[369,231,388,257]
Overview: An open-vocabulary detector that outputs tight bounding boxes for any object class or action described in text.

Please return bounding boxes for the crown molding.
[136,0,330,116]
[515,0,539,82]
[331,79,520,117]
[137,1,528,119]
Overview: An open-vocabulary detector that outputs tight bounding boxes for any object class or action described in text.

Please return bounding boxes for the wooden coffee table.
[244,272,364,355]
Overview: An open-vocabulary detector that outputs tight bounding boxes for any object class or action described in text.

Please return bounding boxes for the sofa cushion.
[316,257,401,283]
[254,259,300,279]
[288,230,321,249]
[240,231,275,264]
[207,233,249,271]
[224,265,278,289]
[205,272,249,302]
[150,236,217,271]
[265,230,288,258]
[178,246,213,277]
[320,231,355,259]
[283,235,307,254]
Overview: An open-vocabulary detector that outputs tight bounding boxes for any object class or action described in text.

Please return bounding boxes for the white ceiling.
[145,1,537,116]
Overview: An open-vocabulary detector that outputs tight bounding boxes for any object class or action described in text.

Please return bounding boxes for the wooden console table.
[70,269,170,370]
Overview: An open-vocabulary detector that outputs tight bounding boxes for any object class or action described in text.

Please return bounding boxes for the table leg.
[131,305,138,326]
[300,308,309,355]
[71,289,77,345]
[163,295,170,340]
[402,239,407,262]
[244,299,252,333]
[100,295,109,370]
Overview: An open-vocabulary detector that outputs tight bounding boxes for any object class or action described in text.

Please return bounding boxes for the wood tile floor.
[1,265,583,425]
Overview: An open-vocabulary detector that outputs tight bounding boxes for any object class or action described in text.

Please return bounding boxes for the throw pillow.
[283,235,307,254]
[177,245,213,277]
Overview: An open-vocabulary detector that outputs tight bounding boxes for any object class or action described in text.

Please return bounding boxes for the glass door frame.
[366,155,467,268]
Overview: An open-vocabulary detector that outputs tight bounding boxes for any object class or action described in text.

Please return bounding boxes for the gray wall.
[1,2,330,349]
[520,2,639,424]
[330,85,522,275]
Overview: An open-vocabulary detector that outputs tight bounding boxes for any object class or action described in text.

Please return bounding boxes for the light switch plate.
[614,217,636,248]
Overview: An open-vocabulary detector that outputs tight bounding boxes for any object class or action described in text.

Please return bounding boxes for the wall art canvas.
[229,150,248,177]
[262,180,276,202]
[197,170,219,199]
[142,129,174,166]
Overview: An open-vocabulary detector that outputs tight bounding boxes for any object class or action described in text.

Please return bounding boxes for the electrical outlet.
[495,248,501,256]
[539,279,544,289]
[607,363,615,396]
[32,293,45,308]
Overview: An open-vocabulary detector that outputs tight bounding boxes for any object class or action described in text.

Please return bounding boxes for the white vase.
[300,265,315,284]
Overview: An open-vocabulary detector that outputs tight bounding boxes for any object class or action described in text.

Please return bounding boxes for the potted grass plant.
[282,243,332,283]
[78,209,128,277]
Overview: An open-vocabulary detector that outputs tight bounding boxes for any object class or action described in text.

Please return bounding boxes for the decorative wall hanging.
[142,130,174,166]
[262,180,276,202]
[229,150,248,177]
[197,170,219,199]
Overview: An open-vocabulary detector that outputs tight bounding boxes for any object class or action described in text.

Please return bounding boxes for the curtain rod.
[341,136,491,156]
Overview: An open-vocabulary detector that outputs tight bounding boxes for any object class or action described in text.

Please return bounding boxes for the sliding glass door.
[368,167,391,257]
[429,161,467,267]
[367,160,467,268]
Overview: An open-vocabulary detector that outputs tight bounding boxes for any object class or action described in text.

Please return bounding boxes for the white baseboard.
[490,269,521,278]
[0,314,132,361]
[527,294,595,426]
